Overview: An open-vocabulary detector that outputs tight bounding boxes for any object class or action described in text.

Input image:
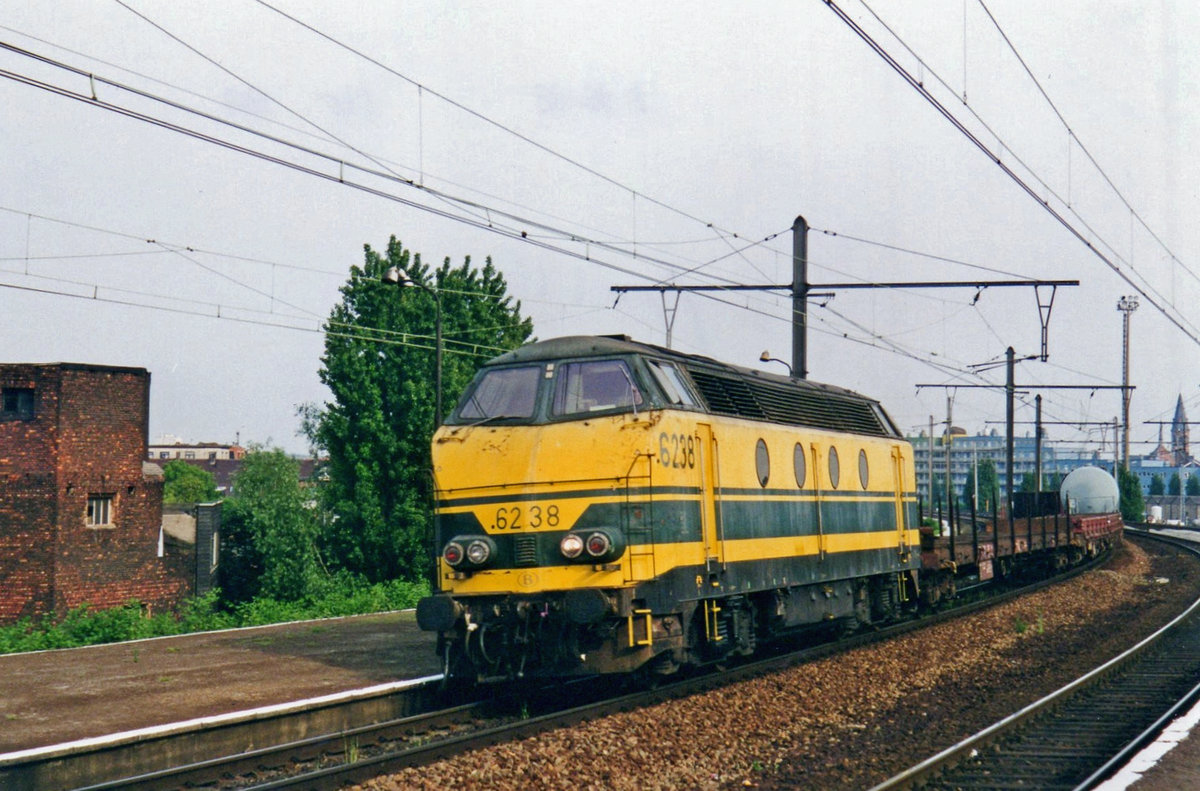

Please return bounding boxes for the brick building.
[0,363,192,623]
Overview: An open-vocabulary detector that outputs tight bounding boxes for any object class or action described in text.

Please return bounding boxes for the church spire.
[1173,394,1190,466]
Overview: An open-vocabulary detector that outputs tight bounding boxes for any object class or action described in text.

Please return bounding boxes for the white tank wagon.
[1060,466,1120,516]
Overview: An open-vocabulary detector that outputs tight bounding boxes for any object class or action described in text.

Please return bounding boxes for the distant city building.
[149,437,245,462]
[907,428,1064,509]
[910,394,1200,514]
[153,450,322,497]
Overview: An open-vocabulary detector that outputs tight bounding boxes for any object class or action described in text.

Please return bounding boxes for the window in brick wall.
[1,387,34,420]
[86,494,114,527]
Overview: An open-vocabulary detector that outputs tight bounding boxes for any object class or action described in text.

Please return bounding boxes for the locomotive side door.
[891,445,910,561]
[696,423,724,573]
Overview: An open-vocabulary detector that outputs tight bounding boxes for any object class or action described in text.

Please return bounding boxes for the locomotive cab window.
[552,359,643,416]
[646,360,700,408]
[457,364,542,421]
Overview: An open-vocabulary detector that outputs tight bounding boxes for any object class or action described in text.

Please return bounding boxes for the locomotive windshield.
[450,356,657,425]
[457,364,541,421]
[551,360,642,416]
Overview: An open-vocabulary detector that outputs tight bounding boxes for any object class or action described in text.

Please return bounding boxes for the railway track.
[187,551,1116,790]
[2,546,1136,791]
[871,529,1200,791]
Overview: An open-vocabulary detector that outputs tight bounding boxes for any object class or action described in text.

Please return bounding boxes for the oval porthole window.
[859,449,869,490]
[755,439,770,487]
[793,443,807,488]
[828,446,840,489]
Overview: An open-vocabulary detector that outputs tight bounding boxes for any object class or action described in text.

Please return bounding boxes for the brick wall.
[0,364,192,624]
[0,366,61,621]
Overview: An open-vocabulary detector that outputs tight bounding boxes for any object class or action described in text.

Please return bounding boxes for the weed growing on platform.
[0,577,429,655]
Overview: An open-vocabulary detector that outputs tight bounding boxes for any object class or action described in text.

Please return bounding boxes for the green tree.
[1118,466,1145,522]
[961,458,999,513]
[219,448,321,602]
[162,460,219,504]
[1149,474,1166,496]
[1018,471,1038,493]
[1169,472,1182,496]
[1187,474,1200,497]
[303,236,533,583]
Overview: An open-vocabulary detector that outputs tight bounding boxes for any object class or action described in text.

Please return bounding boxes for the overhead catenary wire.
[3,32,1069,350]
[975,0,1197,289]
[827,0,1200,349]
[0,42,745,289]
[116,1,785,291]
[0,58,1100,417]
[0,20,1145,432]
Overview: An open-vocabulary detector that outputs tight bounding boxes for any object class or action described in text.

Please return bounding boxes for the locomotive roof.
[487,335,900,438]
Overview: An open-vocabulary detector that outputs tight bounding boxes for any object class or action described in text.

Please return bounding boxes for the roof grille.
[684,365,889,437]
[685,369,766,420]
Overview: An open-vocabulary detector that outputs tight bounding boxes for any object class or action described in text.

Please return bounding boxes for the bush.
[0,578,430,655]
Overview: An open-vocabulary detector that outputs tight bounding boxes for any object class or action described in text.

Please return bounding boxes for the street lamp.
[759,350,794,376]
[383,265,443,426]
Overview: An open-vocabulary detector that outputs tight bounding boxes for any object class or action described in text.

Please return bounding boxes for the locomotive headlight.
[585,531,612,558]
[560,533,585,559]
[560,528,624,563]
[466,539,492,566]
[443,541,465,567]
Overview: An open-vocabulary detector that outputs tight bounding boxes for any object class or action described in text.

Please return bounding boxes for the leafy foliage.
[962,458,999,513]
[0,578,429,655]
[1118,466,1145,522]
[1150,474,1165,496]
[219,448,322,602]
[303,236,533,583]
[162,459,219,504]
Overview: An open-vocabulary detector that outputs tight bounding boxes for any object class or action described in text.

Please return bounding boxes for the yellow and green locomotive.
[416,335,920,682]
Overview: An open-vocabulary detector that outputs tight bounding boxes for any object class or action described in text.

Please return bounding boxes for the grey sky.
[2,1,1197,457]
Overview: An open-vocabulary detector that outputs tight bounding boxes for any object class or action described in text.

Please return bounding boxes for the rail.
[869,529,1200,791]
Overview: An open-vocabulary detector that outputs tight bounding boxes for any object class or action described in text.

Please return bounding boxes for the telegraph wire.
[0,43,796,303]
[113,0,400,189]
[0,22,733,283]
[249,0,733,238]
[3,36,1037,334]
[0,276,514,358]
[121,1,777,287]
[811,225,1033,280]
[0,36,1125,401]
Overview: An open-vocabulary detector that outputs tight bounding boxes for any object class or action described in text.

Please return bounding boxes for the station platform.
[0,610,440,753]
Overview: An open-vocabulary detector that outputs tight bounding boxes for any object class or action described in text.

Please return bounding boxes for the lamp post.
[759,350,794,376]
[383,266,443,426]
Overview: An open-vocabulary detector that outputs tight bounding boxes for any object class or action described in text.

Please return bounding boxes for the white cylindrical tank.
[1149,505,1164,523]
[1059,466,1120,515]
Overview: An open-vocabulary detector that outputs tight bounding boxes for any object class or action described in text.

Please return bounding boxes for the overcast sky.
[2,1,1197,458]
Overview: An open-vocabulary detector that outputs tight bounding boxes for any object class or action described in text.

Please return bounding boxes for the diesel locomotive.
[416,335,925,682]
[415,335,1122,683]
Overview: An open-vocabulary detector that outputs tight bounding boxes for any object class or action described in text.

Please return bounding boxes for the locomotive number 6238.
[489,504,560,531]
[659,432,696,469]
